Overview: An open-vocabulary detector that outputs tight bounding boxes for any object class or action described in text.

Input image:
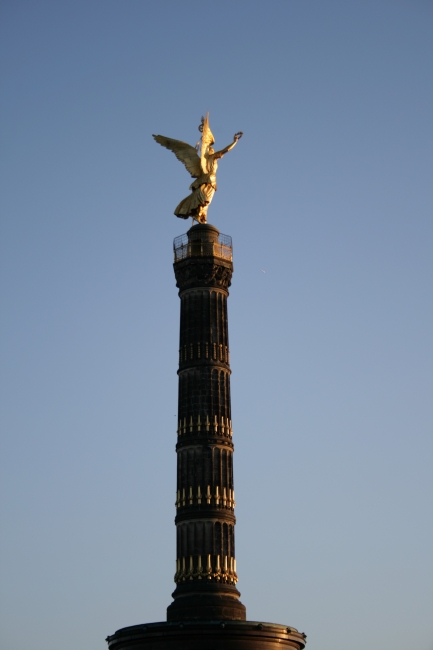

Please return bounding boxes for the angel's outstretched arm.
[213,132,243,160]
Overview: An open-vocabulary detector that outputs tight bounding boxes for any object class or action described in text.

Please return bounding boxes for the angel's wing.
[153,135,202,178]
[200,113,215,173]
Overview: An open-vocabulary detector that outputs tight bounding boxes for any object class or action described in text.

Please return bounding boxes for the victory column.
[106,115,307,650]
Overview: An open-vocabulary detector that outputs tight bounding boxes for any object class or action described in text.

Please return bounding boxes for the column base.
[106,620,307,650]
[167,582,246,621]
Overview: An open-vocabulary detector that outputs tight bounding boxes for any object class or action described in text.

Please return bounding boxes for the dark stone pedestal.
[106,620,306,650]
[167,581,246,621]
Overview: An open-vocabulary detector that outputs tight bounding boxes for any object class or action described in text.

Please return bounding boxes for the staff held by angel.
[153,114,243,223]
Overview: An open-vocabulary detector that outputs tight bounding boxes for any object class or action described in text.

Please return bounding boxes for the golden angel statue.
[153,114,243,223]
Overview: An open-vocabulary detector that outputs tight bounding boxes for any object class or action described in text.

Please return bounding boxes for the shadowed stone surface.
[169,223,245,621]
[106,620,307,650]
[106,224,307,650]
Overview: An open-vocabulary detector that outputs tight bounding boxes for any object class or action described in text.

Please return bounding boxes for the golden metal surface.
[153,114,242,223]
[174,554,238,584]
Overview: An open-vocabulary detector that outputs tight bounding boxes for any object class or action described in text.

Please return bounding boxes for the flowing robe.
[174,155,219,219]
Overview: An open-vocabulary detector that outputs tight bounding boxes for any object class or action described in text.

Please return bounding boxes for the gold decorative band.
[179,342,230,364]
[174,554,238,584]
[175,486,235,509]
[177,415,233,437]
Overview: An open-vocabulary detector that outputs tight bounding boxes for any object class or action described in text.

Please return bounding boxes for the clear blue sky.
[1,2,432,650]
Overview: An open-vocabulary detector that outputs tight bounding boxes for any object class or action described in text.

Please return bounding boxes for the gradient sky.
[1,2,432,650]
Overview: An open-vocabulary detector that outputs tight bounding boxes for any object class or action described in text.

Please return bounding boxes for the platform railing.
[174,233,233,262]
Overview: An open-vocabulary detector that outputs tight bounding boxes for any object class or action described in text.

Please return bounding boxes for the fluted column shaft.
[167,223,246,622]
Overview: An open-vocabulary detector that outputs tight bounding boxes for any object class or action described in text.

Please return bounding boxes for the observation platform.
[174,223,232,262]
